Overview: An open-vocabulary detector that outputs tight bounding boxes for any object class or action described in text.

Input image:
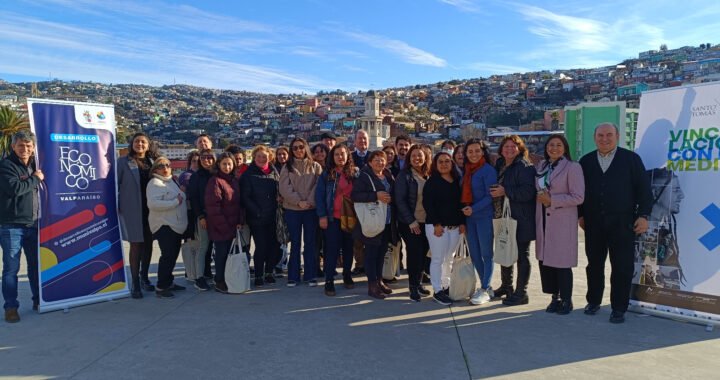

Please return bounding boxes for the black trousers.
[153,226,183,290]
[539,261,573,301]
[499,240,531,294]
[250,223,278,276]
[213,239,232,284]
[364,225,391,283]
[584,216,635,312]
[399,223,429,288]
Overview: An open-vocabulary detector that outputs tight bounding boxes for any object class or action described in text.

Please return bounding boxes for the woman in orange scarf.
[460,138,498,305]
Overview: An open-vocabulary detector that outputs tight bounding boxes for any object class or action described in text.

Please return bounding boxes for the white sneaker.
[486,287,494,299]
[470,288,491,305]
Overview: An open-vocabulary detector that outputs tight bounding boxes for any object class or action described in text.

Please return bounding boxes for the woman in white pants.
[423,151,466,305]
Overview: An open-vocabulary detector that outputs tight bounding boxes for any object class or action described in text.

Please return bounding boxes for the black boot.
[556,299,573,315]
[492,266,514,300]
[502,291,529,306]
[131,278,143,299]
[409,287,421,302]
[343,273,355,289]
[140,277,155,292]
[546,294,560,313]
[417,286,431,296]
[324,281,336,296]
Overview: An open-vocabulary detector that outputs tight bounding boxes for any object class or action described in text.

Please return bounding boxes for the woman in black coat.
[490,135,537,306]
[351,150,396,300]
[241,145,281,286]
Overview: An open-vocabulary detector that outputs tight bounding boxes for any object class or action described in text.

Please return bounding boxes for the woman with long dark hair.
[315,144,358,296]
[535,135,584,314]
[118,132,159,298]
[279,137,322,287]
[424,151,465,306]
[490,135,537,306]
[204,153,243,293]
[395,145,432,302]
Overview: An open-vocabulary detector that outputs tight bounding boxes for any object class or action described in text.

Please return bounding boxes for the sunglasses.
[200,155,215,160]
[156,163,171,169]
[292,145,305,151]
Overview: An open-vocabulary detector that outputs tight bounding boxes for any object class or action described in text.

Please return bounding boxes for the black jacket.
[188,167,212,220]
[351,166,399,245]
[394,168,424,225]
[241,164,280,226]
[423,174,464,227]
[0,153,40,226]
[495,156,537,242]
[579,147,652,225]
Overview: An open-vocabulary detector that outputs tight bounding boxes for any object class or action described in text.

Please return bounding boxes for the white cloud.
[466,62,530,74]
[438,0,482,14]
[343,31,447,68]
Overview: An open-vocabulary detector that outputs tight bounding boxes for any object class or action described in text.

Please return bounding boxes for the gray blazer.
[117,155,151,242]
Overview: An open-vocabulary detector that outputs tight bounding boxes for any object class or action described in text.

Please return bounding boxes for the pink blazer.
[535,159,585,268]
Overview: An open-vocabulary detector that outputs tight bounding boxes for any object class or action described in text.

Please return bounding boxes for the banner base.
[629,304,720,328]
[38,290,130,314]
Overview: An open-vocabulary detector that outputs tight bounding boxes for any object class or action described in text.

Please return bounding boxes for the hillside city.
[2,43,719,156]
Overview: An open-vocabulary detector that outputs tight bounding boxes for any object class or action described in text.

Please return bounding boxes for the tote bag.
[354,173,387,238]
[382,242,401,280]
[340,196,357,233]
[449,236,477,301]
[226,229,252,294]
[493,197,518,267]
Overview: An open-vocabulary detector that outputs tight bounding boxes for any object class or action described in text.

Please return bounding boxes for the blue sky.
[1,0,718,94]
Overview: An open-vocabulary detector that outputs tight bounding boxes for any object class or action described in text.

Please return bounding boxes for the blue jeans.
[284,209,318,282]
[465,217,494,289]
[323,219,353,281]
[1,224,39,310]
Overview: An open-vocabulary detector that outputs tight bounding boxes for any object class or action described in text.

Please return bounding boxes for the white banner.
[632,82,720,324]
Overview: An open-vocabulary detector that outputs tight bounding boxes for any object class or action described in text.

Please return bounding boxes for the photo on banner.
[28,99,128,312]
[632,82,720,325]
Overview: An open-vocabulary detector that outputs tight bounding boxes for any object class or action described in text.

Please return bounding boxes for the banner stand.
[629,305,719,329]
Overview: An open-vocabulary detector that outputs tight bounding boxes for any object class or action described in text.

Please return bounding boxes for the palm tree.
[0,105,29,158]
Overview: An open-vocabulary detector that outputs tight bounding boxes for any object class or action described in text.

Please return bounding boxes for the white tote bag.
[449,236,477,301]
[354,173,387,238]
[493,197,518,267]
[382,242,400,280]
[226,229,252,294]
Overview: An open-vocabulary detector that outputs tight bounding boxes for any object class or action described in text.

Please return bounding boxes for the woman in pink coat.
[535,135,584,315]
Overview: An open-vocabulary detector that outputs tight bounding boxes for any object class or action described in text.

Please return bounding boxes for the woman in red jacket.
[204,153,244,293]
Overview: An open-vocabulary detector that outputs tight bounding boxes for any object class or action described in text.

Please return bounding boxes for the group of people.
[2,121,651,325]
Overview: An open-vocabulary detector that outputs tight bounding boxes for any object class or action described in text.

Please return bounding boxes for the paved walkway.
[1,234,718,379]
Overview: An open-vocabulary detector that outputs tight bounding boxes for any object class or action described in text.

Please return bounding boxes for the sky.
[1,0,718,94]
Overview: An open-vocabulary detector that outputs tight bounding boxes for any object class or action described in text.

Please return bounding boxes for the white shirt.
[597,147,617,173]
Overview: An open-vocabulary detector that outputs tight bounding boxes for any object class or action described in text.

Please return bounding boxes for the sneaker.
[486,287,494,299]
[4,308,20,323]
[214,282,229,294]
[287,280,297,288]
[470,288,491,305]
[417,286,431,296]
[194,277,210,291]
[433,291,453,306]
[170,284,186,291]
[264,274,276,284]
[308,280,318,287]
[156,289,175,298]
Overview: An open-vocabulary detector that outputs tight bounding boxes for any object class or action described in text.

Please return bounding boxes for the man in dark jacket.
[1,131,43,323]
[579,123,652,324]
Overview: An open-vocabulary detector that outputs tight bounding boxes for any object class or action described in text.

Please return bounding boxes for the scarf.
[461,156,486,205]
[259,163,271,174]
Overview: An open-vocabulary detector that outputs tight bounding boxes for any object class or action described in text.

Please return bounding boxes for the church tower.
[360,90,387,150]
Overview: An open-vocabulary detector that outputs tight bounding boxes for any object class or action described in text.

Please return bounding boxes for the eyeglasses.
[200,155,215,160]
[292,145,305,151]
[157,163,171,169]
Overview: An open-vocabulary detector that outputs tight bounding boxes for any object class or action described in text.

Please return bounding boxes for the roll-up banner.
[27,99,128,313]
[632,82,720,325]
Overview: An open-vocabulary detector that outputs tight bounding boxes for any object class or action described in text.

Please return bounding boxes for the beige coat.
[147,174,188,235]
[279,159,322,210]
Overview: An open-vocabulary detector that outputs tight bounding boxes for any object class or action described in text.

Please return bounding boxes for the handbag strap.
[455,235,469,258]
[502,197,512,219]
[364,172,377,192]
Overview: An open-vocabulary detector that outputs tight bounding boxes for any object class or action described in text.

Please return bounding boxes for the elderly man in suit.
[579,123,652,324]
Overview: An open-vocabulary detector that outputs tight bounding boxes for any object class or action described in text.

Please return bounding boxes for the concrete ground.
[1,231,718,379]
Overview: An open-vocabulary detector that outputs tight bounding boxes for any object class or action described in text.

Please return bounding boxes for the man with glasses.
[1,131,42,322]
